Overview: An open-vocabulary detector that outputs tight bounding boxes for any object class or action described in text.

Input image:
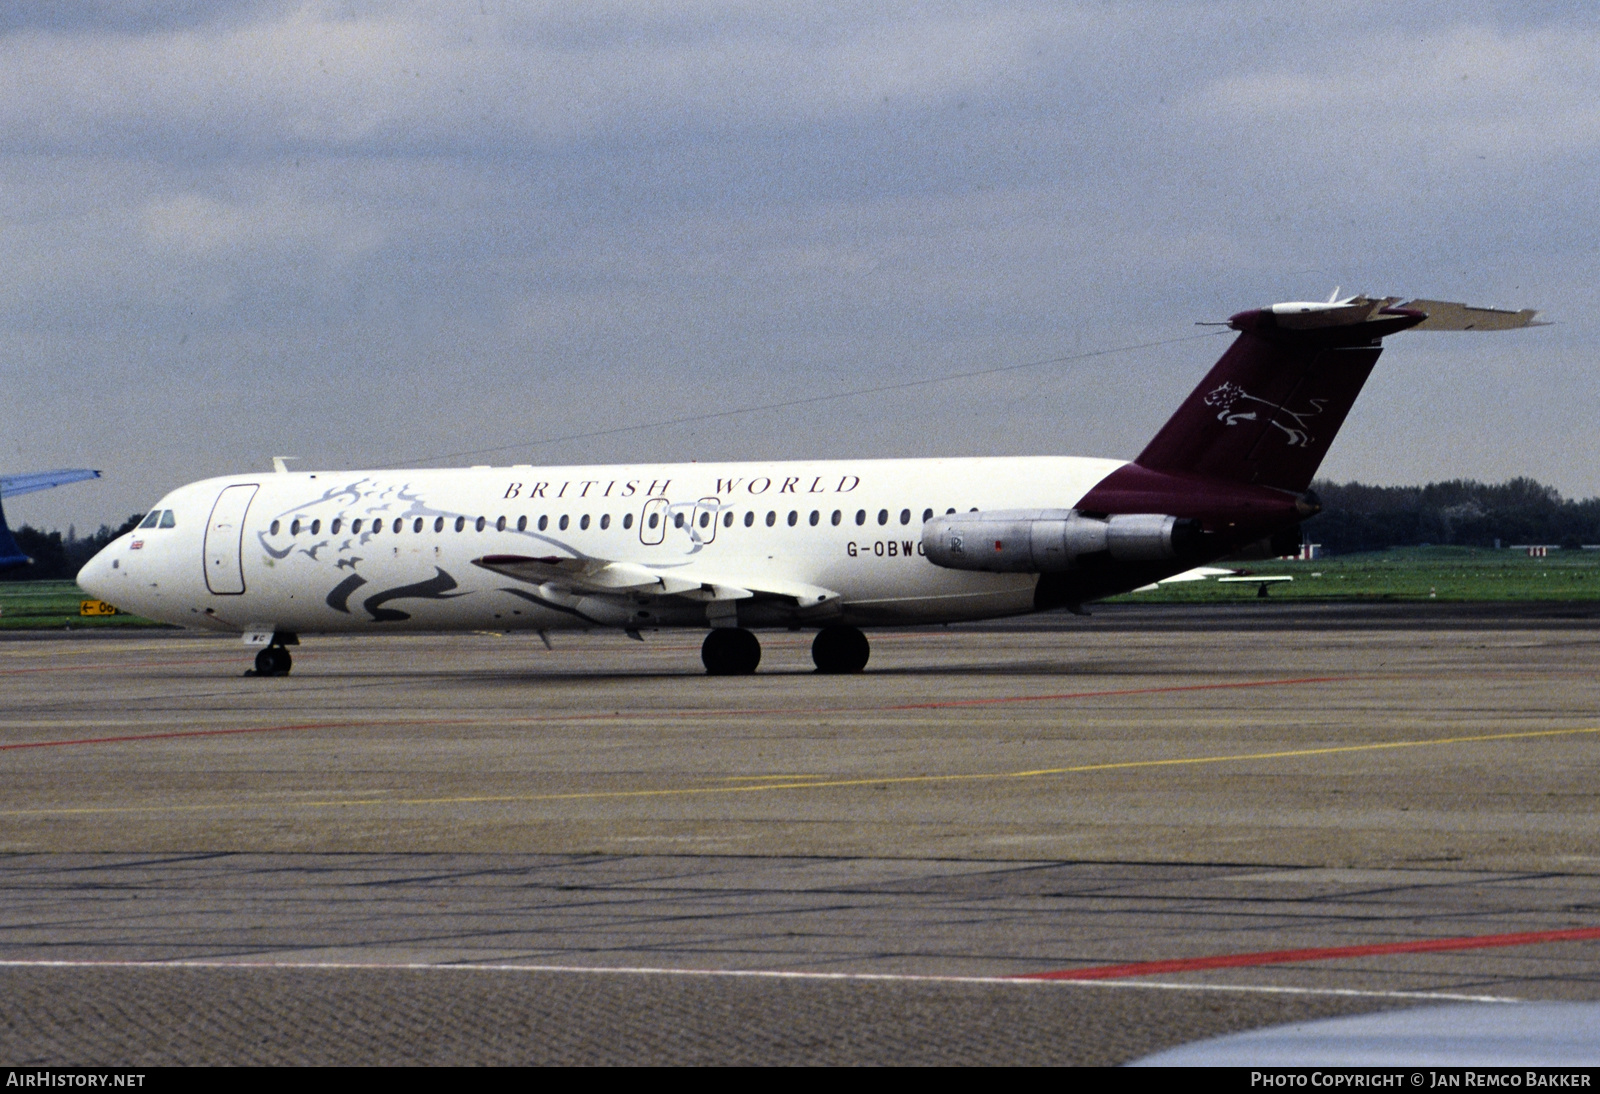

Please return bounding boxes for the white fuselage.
[78,455,1129,635]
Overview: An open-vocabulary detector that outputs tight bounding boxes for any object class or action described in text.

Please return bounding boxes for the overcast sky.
[4,0,1596,533]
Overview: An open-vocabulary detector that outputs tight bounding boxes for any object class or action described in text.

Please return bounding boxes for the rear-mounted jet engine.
[922,510,1202,574]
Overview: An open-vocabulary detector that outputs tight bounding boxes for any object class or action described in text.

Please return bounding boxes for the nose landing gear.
[253,646,293,676]
[249,633,298,677]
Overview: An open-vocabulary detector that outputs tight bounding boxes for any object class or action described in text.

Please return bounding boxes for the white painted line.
[0,959,1523,1004]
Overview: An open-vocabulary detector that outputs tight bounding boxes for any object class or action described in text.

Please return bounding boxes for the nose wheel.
[702,628,761,675]
[252,645,293,677]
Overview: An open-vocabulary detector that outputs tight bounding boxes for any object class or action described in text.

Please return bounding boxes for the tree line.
[4,476,1599,577]
[2,515,144,581]
[1305,478,1600,554]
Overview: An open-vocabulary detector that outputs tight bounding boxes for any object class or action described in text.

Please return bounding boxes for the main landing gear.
[700,625,872,675]
[250,633,298,677]
[811,625,869,674]
[701,627,761,676]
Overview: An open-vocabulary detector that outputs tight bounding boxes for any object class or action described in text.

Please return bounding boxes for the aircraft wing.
[0,468,101,498]
[1129,565,1240,593]
[1152,566,1239,584]
[472,553,840,609]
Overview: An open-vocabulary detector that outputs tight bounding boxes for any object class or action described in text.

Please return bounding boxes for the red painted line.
[0,676,1345,752]
[1013,926,1600,981]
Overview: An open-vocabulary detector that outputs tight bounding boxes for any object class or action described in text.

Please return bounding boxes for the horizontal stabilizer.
[1236,295,1543,334]
[1397,299,1545,331]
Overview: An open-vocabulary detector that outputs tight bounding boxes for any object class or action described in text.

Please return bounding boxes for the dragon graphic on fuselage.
[258,475,720,622]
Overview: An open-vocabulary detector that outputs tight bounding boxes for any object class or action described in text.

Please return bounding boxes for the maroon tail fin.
[1136,304,1424,494]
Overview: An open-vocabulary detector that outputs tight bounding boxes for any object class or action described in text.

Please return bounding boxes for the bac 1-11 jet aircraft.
[78,295,1539,677]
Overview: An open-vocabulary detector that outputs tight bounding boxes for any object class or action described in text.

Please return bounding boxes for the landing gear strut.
[701,628,761,675]
[812,625,869,674]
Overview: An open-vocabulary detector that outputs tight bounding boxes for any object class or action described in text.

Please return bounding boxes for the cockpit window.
[158,510,176,528]
[139,512,161,529]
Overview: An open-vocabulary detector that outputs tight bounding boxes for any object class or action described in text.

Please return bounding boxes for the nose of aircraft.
[77,542,116,601]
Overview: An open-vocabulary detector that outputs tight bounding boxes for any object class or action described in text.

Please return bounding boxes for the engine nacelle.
[922,509,1201,574]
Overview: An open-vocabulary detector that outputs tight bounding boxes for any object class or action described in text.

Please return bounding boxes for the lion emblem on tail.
[1202,383,1326,448]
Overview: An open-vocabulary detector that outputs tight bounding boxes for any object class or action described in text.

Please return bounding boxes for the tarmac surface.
[2,604,1598,1064]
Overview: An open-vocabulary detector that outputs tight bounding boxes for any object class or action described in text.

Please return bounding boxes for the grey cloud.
[0,0,290,36]
[4,1,1596,535]
[0,2,1083,153]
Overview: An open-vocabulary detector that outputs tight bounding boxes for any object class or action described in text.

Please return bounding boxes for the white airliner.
[77,295,1539,676]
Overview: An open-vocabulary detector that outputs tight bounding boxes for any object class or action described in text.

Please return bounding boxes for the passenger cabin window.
[877,510,888,525]
[311,520,321,534]
[787,511,797,526]
[647,513,658,529]
[517,516,527,531]
[622,513,633,529]
[855,510,866,526]
[601,514,611,530]
[291,519,301,535]
[331,519,342,535]
[438,517,448,532]
[139,512,161,529]
[538,515,548,531]
[353,519,364,534]
[674,513,685,529]
[580,515,591,530]
[393,518,403,534]
[476,517,486,532]
[766,511,776,527]
[832,510,841,526]
[900,509,911,525]
[698,513,709,529]
[809,511,819,526]
[270,520,281,535]
[496,516,506,531]
[456,516,466,532]
[414,518,424,533]
[370,520,380,535]
[922,509,933,523]
[559,515,570,531]
[722,512,732,528]
[744,512,754,527]
[159,510,176,529]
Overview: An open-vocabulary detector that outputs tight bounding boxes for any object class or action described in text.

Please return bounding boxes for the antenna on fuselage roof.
[271,456,299,474]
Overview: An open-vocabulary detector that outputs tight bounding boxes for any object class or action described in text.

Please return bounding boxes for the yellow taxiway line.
[3,724,1596,820]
